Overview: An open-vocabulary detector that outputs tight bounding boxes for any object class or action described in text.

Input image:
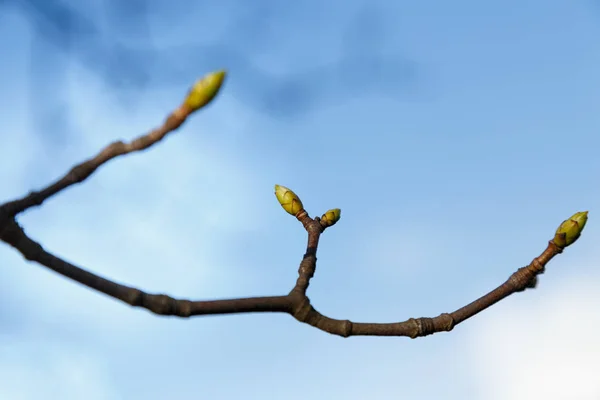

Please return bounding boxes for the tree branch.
[0,70,588,338]
[0,106,186,219]
[0,217,292,317]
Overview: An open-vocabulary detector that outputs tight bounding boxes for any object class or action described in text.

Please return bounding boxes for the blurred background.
[0,0,599,399]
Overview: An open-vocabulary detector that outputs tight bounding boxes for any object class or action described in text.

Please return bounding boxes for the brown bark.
[0,96,582,339]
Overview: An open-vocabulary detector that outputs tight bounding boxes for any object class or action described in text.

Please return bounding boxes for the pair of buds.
[274,185,341,228]
[180,70,587,245]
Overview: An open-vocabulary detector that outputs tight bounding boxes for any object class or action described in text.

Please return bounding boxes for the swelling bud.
[184,70,226,112]
[274,185,304,216]
[321,208,341,227]
[553,211,588,248]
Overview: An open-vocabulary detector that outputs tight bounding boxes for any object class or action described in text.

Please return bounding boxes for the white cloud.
[465,270,600,400]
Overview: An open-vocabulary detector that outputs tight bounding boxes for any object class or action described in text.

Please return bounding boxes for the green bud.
[184,70,226,112]
[274,185,304,216]
[321,208,341,227]
[553,211,588,248]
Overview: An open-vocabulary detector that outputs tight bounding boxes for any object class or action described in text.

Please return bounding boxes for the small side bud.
[321,208,341,227]
[274,185,304,216]
[553,211,588,248]
[184,70,226,112]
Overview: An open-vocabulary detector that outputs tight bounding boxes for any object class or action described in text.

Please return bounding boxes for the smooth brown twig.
[0,75,587,338]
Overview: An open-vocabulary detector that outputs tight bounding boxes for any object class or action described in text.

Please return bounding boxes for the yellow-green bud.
[184,70,226,112]
[321,208,341,227]
[553,211,588,248]
[274,185,304,216]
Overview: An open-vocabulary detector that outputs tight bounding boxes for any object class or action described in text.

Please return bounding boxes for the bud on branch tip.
[274,185,304,216]
[184,70,227,112]
[553,211,588,248]
[321,208,341,227]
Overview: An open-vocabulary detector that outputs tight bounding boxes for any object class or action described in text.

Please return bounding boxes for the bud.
[184,70,226,112]
[553,211,588,248]
[274,185,304,216]
[321,208,341,227]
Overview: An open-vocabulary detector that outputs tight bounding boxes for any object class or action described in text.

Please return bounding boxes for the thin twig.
[0,72,587,338]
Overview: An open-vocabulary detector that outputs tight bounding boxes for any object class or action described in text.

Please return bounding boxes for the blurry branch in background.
[0,70,589,338]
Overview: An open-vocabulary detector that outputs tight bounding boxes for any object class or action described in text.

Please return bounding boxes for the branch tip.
[274,184,304,216]
[553,211,588,248]
[183,69,227,113]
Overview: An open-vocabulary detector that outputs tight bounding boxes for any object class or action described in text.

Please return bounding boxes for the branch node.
[150,294,176,315]
[437,313,455,332]
[295,209,308,221]
[548,240,564,254]
[135,293,179,316]
[126,288,144,307]
[341,320,353,338]
[407,318,422,338]
[292,296,313,322]
[0,218,44,261]
[414,317,433,338]
[530,257,545,274]
[509,266,536,292]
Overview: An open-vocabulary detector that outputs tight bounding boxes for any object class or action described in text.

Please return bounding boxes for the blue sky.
[1,0,599,399]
